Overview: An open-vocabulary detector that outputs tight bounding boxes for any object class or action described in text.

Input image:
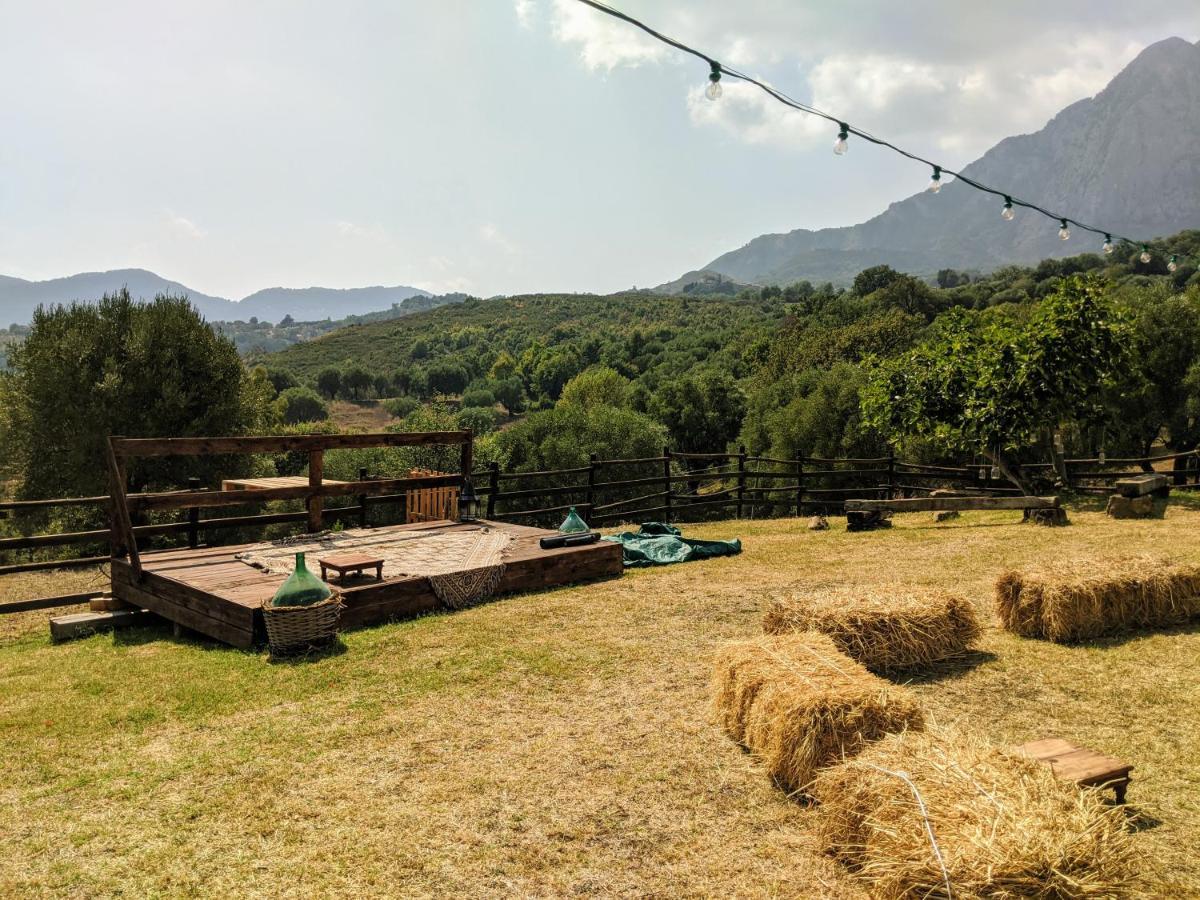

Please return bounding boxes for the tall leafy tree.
[649,369,745,455]
[861,276,1130,490]
[0,290,276,497]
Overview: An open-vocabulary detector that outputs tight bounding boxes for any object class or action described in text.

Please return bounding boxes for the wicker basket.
[261,593,344,655]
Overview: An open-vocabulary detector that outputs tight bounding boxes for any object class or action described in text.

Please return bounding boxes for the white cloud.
[549,0,670,70]
[166,211,205,239]
[514,0,536,30]
[480,222,519,255]
[543,1,1166,161]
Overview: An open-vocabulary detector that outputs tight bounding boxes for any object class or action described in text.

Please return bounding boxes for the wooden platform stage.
[110,520,623,648]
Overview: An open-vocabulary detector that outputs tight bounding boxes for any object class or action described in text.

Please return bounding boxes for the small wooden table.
[1014,737,1133,803]
[318,553,384,584]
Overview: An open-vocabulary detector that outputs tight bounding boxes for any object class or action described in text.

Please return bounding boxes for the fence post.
[307,449,324,532]
[796,455,805,517]
[487,461,499,519]
[358,467,369,529]
[887,451,896,499]
[187,477,201,549]
[586,453,597,519]
[663,446,673,523]
[736,445,747,519]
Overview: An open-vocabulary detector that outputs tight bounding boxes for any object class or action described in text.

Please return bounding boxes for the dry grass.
[712,631,925,795]
[1,508,1199,896]
[763,587,981,673]
[996,556,1200,643]
[811,725,1140,899]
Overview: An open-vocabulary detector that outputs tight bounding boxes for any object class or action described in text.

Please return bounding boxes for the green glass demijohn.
[558,506,589,534]
[270,552,333,607]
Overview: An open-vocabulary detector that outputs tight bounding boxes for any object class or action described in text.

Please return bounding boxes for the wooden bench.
[1014,737,1132,803]
[1114,474,1169,498]
[318,552,384,584]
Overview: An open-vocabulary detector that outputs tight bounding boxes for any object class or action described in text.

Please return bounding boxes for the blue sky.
[1,1,1197,299]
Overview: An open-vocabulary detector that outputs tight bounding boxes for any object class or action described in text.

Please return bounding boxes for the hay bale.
[763,587,982,673]
[994,557,1200,642]
[811,727,1139,898]
[711,632,924,795]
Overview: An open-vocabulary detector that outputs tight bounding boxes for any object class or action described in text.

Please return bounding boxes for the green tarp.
[602,522,742,568]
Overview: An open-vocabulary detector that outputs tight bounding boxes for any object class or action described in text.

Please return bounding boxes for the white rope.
[852,761,954,900]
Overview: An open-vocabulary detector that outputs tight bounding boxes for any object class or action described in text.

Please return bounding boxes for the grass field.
[2,508,1198,897]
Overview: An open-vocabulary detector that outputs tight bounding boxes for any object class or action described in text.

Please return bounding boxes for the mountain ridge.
[0,268,431,325]
[684,36,1200,288]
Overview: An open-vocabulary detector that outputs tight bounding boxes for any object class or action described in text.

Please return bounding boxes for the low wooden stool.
[1014,737,1133,803]
[318,552,384,584]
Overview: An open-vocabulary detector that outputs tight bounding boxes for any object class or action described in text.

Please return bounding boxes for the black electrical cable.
[572,0,1150,250]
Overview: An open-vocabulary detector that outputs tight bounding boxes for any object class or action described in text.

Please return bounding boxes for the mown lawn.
[1,508,1198,897]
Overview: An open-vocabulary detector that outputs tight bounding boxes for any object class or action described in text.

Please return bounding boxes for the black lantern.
[459,478,481,522]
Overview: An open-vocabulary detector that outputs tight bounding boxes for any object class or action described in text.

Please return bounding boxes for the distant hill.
[652,269,752,295]
[694,36,1200,286]
[0,268,430,325]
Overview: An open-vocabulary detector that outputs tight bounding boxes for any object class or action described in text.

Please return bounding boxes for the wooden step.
[50,608,156,642]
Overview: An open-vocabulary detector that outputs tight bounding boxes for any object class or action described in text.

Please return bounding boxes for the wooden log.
[50,608,156,642]
[844,496,1059,513]
[1114,474,1169,498]
[0,590,111,615]
[111,431,471,457]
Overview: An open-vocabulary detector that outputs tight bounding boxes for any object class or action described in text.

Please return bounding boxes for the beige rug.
[235,526,512,610]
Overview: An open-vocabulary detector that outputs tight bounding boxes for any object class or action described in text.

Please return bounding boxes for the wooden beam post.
[104,437,142,579]
[307,448,324,533]
[663,446,673,523]
[358,467,369,528]
[186,477,201,549]
[487,461,499,519]
[460,434,474,486]
[736,445,747,519]
[586,453,597,518]
[796,455,805,517]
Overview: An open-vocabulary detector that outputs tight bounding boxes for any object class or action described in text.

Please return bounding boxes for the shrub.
[278,387,329,425]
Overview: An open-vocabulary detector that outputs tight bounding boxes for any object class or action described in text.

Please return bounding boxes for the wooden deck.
[110,520,623,648]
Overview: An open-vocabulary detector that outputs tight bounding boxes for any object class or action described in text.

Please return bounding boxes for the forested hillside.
[258,232,1200,484]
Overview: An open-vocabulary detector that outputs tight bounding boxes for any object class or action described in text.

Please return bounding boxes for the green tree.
[343,365,373,400]
[456,406,499,435]
[0,290,276,497]
[461,388,496,408]
[316,367,342,400]
[494,404,666,472]
[383,396,420,419]
[265,367,299,394]
[277,386,329,424]
[853,264,903,297]
[558,367,631,410]
[649,369,746,454]
[861,276,1130,489]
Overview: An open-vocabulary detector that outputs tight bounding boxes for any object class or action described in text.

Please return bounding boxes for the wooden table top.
[1015,737,1132,786]
[318,552,385,569]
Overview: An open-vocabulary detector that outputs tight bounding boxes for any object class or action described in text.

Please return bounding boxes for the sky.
[1,0,1197,300]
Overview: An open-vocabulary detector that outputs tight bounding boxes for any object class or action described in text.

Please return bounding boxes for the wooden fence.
[2,441,1198,583]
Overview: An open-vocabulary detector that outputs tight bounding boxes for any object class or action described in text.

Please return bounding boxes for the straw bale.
[711,632,924,795]
[763,587,982,673]
[994,556,1200,642]
[812,727,1140,899]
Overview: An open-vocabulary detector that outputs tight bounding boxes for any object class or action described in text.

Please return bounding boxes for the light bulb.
[926,165,941,193]
[705,64,722,101]
[1140,248,1152,264]
[1001,197,1015,221]
[1102,235,1114,255]
[1058,219,1071,241]
[1168,255,1178,273]
[834,123,849,156]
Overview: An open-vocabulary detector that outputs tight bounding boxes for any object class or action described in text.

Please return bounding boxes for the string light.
[571,0,1178,267]
[834,123,849,156]
[1169,255,1179,273]
[926,165,942,194]
[705,62,722,101]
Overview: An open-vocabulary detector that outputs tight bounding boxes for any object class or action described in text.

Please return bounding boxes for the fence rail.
[4,444,1200,580]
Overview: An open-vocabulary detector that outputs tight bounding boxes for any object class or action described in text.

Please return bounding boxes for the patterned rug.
[235,526,512,610]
